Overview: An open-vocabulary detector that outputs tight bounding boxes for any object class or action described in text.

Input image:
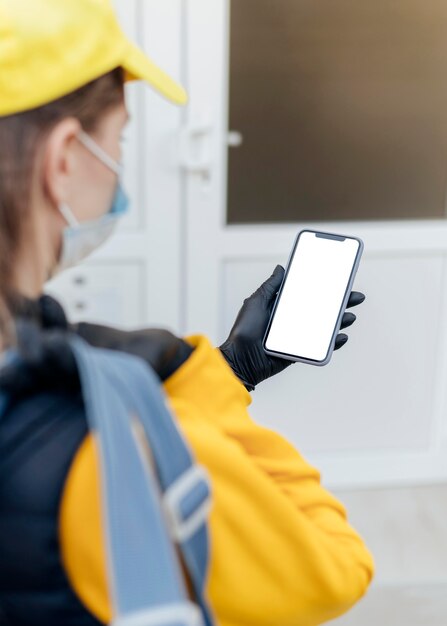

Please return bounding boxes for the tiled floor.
[332,583,447,625]
[330,484,447,625]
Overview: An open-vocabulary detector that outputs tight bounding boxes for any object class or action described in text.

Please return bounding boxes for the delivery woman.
[0,1,374,625]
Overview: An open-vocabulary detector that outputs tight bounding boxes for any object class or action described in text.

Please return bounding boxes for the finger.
[347,291,365,308]
[340,312,356,330]
[334,333,348,350]
[257,264,285,300]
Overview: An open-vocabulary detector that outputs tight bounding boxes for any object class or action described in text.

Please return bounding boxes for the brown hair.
[0,68,124,348]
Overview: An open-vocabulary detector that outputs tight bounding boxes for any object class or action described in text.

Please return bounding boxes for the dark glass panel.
[228,0,447,223]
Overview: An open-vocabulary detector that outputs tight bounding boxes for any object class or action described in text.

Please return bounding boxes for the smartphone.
[263,230,364,366]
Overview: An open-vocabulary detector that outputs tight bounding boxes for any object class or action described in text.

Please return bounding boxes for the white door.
[182,0,447,489]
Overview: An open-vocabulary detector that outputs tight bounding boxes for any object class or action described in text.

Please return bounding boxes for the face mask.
[51,130,130,277]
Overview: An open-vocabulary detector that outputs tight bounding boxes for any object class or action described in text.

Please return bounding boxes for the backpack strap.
[68,336,215,626]
[104,346,213,598]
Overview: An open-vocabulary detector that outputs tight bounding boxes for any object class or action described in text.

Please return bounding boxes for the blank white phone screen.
[265,232,360,362]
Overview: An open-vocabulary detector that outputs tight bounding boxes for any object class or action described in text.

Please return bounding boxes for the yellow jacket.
[60,336,374,626]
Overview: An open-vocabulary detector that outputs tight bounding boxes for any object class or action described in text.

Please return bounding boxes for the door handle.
[178,121,213,178]
[227,130,243,147]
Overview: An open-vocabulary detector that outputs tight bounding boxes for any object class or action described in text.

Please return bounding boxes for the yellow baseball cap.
[0,0,188,117]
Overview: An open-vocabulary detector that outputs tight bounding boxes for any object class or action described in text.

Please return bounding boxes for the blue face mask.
[52,131,130,277]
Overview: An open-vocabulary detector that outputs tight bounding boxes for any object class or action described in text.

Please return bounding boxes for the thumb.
[257,264,285,301]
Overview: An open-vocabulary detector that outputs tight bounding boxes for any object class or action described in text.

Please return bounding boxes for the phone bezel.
[262,229,364,366]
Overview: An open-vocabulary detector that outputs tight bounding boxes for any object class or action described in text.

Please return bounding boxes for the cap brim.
[122,41,188,106]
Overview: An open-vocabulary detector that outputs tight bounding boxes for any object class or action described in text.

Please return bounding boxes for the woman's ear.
[41,117,82,208]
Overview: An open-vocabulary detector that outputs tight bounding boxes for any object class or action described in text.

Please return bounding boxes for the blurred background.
[46,2,447,623]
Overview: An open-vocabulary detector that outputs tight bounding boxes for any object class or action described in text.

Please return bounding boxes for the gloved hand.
[72,322,194,382]
[219,265,365,391]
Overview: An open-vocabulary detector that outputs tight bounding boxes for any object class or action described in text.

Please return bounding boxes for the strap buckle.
[163,465,212,543]
[112,602,204,626]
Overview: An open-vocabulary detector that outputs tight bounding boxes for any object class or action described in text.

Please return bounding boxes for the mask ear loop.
[59,202,79,228]
[78,130,122,176]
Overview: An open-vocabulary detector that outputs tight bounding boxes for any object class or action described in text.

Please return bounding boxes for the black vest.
[0,297,102,626]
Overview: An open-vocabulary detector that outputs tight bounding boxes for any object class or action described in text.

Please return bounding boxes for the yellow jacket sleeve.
[59,336,374,626]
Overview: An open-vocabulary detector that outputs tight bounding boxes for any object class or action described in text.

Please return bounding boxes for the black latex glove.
[72,322,194,382]
[219,265,365,391]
